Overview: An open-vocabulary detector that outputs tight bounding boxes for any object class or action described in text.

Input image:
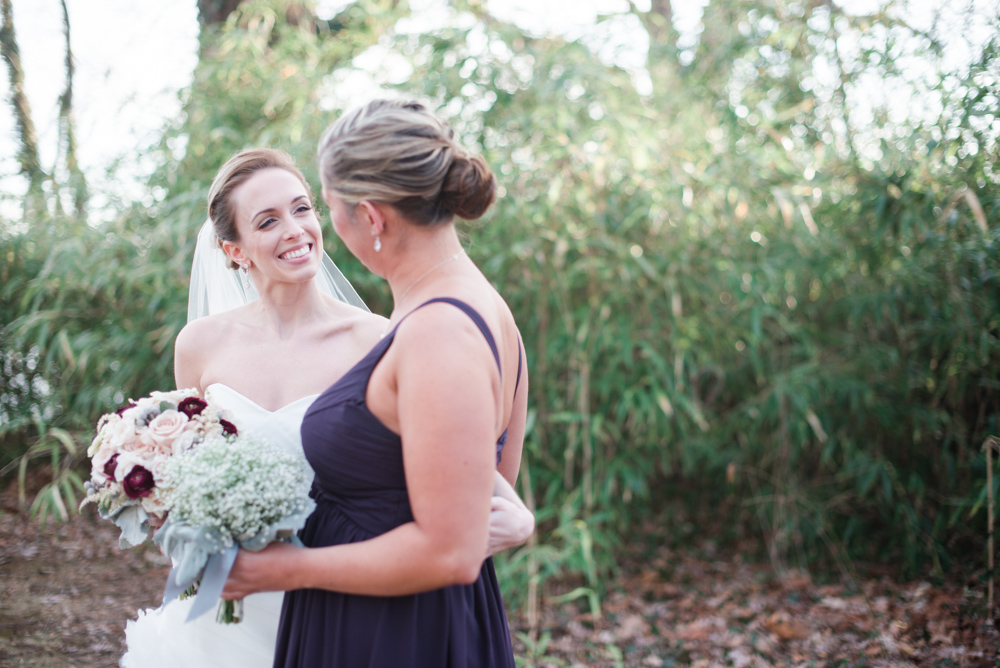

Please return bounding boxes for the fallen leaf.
[615,614,648,641]
[729,606,755,621]
[865,642,884,656]
[674,617,723,640]
[928,619,955,645]
[818,596,849,610]
[753,633,777,655]
[727,648,753,668]
[764,611,810,640]
[781,571,812,590]
[706,592,729,609]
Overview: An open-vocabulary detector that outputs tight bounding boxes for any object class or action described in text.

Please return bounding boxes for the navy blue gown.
[273,298,520,668]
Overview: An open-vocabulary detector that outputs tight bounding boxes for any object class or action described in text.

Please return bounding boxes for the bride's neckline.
[206,383,320,414]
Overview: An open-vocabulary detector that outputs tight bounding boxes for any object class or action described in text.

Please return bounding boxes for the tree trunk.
[628,0,680,97]
[1,0,45,215]
[197,0,245,26]
[58,0,86,217]
[643,0,678,52]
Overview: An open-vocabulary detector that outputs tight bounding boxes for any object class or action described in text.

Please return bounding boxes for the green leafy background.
[2,0,998,609]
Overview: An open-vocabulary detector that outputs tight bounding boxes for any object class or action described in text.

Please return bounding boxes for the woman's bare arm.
[222,307,503,597]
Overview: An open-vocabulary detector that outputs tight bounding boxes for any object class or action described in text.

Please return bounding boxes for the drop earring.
[240,263,251,290]
[374,236,382,252]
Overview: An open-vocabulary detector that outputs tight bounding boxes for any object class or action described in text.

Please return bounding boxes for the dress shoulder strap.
[407,297,501,374]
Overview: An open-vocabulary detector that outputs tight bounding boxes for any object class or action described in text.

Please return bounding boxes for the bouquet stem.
[217,598,244,624]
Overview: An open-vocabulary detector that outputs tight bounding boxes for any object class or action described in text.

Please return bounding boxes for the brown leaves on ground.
[509,546,1000,667]
[1,484,997,667]
[0,493,166,667]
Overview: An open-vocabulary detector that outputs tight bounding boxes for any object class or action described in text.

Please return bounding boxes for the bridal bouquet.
[83,389,315,624]
[153,432,314,623]
[82,389,238,548]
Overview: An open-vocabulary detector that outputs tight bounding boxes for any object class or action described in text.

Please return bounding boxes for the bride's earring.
[373,235,382,253]
[240,263,251,290]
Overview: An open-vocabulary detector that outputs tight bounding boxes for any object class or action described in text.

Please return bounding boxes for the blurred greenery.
[2,0,998,614]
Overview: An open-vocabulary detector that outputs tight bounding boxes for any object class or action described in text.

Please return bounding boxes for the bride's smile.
[279,244,312,261]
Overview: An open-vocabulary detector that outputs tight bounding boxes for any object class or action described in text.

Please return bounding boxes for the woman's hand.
[486,471,534,556]
[221,542,301,600]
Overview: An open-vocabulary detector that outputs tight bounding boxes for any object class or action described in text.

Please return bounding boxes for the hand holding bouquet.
[154,432,314,623]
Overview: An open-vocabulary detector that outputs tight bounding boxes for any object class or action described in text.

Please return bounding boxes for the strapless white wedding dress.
[120,384,318,668]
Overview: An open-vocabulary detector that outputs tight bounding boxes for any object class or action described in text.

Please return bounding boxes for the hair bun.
[440,153,496,221]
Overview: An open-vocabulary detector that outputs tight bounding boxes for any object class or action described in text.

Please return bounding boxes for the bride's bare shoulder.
[322,297,387,345]
[175,308,250,356]
[352,310,389,349]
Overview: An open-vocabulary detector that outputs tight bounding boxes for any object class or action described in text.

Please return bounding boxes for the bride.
[120,148,533,666]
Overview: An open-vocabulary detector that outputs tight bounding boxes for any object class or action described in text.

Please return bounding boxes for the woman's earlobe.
[358,200,385,237]
[221,240,246,267]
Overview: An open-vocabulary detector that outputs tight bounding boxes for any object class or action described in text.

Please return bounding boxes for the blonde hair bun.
[318,99,496,226]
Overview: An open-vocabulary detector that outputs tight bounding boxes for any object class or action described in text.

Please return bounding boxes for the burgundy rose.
[122,466,155,499]
[178,397,208,419]
[114,401,137,417]
[219,419,238,436]
[103,453,119,480]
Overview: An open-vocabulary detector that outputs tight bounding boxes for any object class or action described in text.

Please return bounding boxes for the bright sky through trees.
[0,0,996,218]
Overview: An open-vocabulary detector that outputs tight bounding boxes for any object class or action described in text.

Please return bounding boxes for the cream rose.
[104,414,139,448]
[170,430,198,456]
[140,409,189,455]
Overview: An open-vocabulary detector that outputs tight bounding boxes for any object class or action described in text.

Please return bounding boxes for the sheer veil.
[187,218,368,322]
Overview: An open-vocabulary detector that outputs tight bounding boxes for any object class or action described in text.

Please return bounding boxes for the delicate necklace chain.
[381,252,462,339]
[396,252,462,306]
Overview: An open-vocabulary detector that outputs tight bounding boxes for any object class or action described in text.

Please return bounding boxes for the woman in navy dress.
[223,99,527,667]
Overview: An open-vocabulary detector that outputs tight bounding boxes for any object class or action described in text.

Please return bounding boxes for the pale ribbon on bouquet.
[153,499,315,623]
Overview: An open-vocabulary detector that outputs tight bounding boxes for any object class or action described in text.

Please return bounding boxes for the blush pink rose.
[140,410,188,454]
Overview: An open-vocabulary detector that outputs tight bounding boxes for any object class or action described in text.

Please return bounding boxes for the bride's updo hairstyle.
[317,99,496,226]
[207,148,311,270]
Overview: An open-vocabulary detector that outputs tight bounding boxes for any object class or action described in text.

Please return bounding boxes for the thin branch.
[58,0,87,217]
[0,0,45,212]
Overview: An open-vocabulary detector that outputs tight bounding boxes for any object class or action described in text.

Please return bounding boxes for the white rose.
[140,410,188,454]
[170,430,198,456]
[103,414,138,449]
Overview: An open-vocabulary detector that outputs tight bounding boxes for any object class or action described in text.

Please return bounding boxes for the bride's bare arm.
[173,319,213,394]
[487,471,534,556]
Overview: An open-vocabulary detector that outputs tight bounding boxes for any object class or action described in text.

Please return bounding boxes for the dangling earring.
[373,236,382,252]
[240,263,251,290]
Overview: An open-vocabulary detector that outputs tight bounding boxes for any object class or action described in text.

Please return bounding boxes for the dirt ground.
[1,487,997,667]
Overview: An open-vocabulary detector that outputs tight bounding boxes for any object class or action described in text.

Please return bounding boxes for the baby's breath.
[161,435,311,546]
